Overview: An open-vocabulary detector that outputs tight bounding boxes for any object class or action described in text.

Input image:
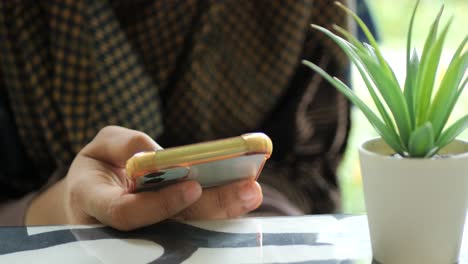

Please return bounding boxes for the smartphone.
[125,133,273,192]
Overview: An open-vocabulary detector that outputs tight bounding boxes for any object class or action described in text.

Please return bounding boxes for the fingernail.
[183,182,202,203]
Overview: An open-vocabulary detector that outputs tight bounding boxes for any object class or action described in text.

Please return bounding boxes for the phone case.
[125,133,273,192]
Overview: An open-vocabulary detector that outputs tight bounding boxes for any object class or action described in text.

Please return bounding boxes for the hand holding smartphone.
[125,133,272,192]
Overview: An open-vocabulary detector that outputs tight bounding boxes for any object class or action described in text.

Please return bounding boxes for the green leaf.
[408,122,435,157]
[335,2,413,150]
[460,75,468,94]
[314,21,412,150]
[357,53,412,147]
[428,48,468,140]
[303,2,466,158]
[333,25,366,51]
[405,0,420,81]
[302,60,404,153]
[413,5,444,125]
[436,114,468,151]
[313,25,400,144]
[404,49,419,128]
[403,0,420,127]
[335,2,393,76]
[425,147,441,158]
[415,17,452,125]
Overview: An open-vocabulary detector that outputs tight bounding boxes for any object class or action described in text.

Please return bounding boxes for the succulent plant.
[303,0,467,157]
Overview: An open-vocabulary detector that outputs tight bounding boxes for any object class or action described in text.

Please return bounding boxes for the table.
[1,214,467,263]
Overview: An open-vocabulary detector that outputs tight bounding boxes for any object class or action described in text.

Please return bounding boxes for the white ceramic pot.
[359,138,468,264]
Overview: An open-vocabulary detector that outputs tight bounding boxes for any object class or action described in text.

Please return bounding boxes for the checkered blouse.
[0,0,350,214]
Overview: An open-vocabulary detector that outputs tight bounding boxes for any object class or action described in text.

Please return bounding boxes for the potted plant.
[303,1,468,263]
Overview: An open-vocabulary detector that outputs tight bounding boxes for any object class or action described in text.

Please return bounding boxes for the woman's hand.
[26,126,263,230]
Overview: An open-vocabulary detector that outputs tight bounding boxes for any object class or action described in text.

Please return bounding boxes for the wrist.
[25,179,67,225]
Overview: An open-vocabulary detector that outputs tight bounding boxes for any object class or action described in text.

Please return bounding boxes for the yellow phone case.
[125,133,272,191]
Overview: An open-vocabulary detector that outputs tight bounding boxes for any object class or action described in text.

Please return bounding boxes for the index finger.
[81,126,162,168]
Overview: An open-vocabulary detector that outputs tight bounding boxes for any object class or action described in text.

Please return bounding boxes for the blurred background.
[339,0,468,213]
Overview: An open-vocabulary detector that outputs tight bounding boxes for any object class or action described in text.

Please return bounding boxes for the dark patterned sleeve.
[256,0,352,214]
[0,71,43,225]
